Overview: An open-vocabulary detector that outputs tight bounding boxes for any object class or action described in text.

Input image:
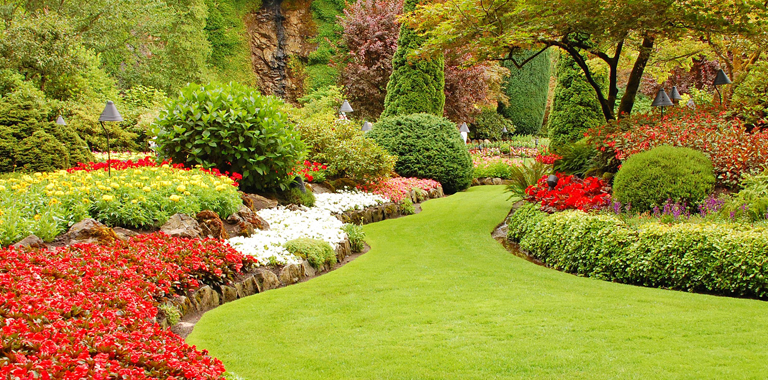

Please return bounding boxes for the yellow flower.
[82,198,91,204]
[184,191,191,196]
[54,190,65,196]
[102,194,114,202]
[176,184,186,192]
[169,194,181,202]
[0,209,4,216]
[215,185,226,191]
[143,186,152,192]
[46,183,56,190]
[111,183,120,189]
[131,199,138,204]
[49,198,60,205]
[34,214,41,221]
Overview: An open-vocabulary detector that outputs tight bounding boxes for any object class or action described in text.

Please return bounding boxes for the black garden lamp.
[56,115,67,125]
[361,121,372,132]
[98,101,123,177]
[339,100,353,118]
[713,69,732,108]
[651,88,674,119]
[546,174,559,191]
[669,86,683,104]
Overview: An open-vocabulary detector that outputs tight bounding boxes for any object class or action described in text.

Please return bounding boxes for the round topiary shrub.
[470,108,515,141]
[613,145,715,211]
[154,82,306,192]
[368,113,472,193]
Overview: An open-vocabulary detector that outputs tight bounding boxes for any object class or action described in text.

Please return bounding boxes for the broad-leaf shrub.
[724,168,768,222]
[0,162,241,244]
[508,203,768,299]
[0,233,257,378]
[369,113,472,193]
[613,146,715,212]
[155,82,306,192]
[524,173,611,212]
[289,87,396,182]
[469,107,515,141]
[588,107,768,187]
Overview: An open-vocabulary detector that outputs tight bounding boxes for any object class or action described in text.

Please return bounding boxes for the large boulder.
[241,193,278,211]
[63,219,119,245]
[12,235,46,249]
[197,210,228,239]
[254,270,280,291]
[226,204,269,237]
[279,263,302,285]
[160,214,202,238]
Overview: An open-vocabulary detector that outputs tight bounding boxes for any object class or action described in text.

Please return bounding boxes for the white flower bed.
[228,206,347,266]
[314,190,389,214]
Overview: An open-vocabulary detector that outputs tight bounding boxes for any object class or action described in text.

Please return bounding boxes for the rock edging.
[336,187,443,225]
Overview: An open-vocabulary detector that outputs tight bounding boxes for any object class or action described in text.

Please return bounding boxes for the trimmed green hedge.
[507,203,768,299]
[548,54,604,149]
[498,49,551,135]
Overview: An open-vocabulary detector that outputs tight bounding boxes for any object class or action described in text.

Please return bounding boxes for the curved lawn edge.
[188,186,768,379]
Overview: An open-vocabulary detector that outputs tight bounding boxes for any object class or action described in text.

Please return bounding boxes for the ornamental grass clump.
[613,145,715,212]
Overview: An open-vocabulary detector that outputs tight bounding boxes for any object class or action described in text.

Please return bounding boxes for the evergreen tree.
[548,53,604,149]
[497,49,551,135]
[380,0,444,117]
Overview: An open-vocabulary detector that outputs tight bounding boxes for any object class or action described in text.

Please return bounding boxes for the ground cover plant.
[188,186,768,379]
[0,159,242,245]
[361,177,442,203]
[0,233,256,378]
[524,173,612,212]
[472,155,523,179]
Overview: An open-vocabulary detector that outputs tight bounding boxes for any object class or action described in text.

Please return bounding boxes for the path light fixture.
[669,86,683,104]
[339,100,353,118]
[459,122,469,144]
[713,69,732,107]
[55,115,67,125]
[547,174,559,191]
[361,121,372,132]
[99,100,123,177]
[501,125,508,134]
[651,88,674,119]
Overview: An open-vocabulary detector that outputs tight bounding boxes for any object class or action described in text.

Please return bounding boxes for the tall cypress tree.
[380,0,444,118]
[547,53,604,149]
[497,49,551,135]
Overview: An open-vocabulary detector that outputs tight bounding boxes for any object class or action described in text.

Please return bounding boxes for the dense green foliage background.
[547,54,604,149]
[497,49,551,135]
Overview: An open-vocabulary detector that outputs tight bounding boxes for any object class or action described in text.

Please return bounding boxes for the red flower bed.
[0,234,256,379]
[289,160,327,183]
[525,173,611,212]
[587,108,768,187]
[535,153,562,165]
[361,177,442,203]
[69,156,243,186]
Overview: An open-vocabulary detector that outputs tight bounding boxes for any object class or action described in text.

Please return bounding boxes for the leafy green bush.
[552,138,597,177]
[724,168,768,222]
[613,146,715,212]
[285,186,316,207]
[507,203,768,299]
[470,108,515,141]
[342,223,365,252]
[400,198,415,215]
[498,49,551,135]
[155,82,306,192]
[289,87,396,182]
[284,237,338,269]
[548,54,604,149]
[369,113,472,193]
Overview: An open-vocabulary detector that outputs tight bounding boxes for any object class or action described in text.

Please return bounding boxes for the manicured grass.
[188,186,768,379]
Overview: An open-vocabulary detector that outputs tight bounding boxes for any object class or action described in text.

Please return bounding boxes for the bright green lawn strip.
[188,186,768,379]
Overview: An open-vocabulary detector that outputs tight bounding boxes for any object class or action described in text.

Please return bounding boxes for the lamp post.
[459,122,469,144]
[713,69,732,108]
[56,115,67,126]
[339,100,353,119]
[669,86,683,104]
[547,174,559,191]
[361,121,372,132]
[651,88,674,119]
[99,101,123,177]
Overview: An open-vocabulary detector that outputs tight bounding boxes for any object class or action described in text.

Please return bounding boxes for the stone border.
[160,186,444,336]
[472,177,513,186]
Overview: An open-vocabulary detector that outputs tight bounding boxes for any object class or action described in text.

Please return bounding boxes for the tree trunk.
[562,45,616,121]
[618,35,655,118]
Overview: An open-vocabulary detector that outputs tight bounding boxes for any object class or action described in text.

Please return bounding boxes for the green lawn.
[188,186,768,379]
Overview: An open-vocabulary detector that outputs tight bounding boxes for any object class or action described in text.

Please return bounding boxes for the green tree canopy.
[405,0,767,121]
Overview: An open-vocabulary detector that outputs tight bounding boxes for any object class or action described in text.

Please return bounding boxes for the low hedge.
[507,203,768,299]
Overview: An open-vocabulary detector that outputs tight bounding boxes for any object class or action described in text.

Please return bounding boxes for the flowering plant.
[0,164,242,244]
[289,160,328,183]
[586,107,768,187]
[525,173,611,212]
[535,153,563,165]
[0,233,256,379]
[361,177,442,203]
[315,190,389,214]
[472,155,524,179]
